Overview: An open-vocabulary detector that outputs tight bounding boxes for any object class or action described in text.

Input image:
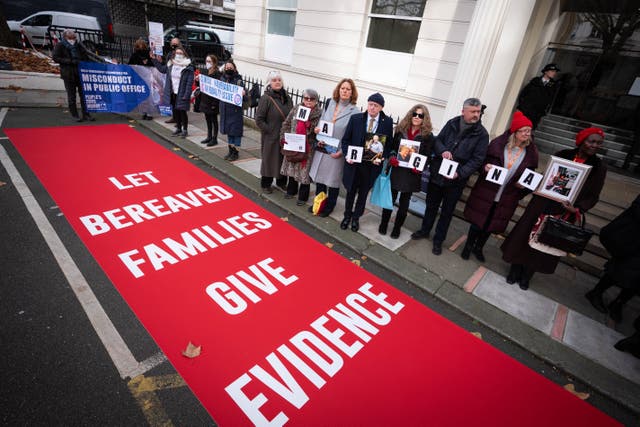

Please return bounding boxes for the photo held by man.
[2,0,639,425]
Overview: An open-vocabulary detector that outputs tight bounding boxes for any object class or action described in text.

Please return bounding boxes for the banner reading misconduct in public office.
[6,125,619,427]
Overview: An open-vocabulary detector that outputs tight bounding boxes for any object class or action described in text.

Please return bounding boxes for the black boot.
[608,300,624,323]
[379,209,392,235]
[229,146,239,161]
[390,211,406,239]
[585,290,607,313]
[614,333,640,359]
[506,264,522,284]
[461,228,479,260]
[472,231,490,263]
[224,145,234,160]
[200,137,212,144]
[519,268,534,290]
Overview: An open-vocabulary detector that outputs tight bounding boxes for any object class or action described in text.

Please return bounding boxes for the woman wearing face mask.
[157,47,194,138]
[198,54,222,146]
[308,78,360,217]
[255,70,293,193]
[219,60,247,161]
[152,38,185,125]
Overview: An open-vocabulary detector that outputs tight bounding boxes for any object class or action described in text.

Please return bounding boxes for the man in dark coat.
[585,194,640,323]
[52,29,103,122]
[411,98,489,255]
[516,63,560,129]
[340,92,393,232]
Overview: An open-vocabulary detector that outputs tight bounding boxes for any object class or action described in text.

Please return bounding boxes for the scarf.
[169,56,192,67]
[62,39,79,60]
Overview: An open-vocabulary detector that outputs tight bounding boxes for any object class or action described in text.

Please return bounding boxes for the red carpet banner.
[7,124,618,426]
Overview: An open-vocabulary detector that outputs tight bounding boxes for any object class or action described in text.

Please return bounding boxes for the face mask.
[67,39,76,45]
[205,62,213,69]
[225,69,234,75]
[174,54,184,61]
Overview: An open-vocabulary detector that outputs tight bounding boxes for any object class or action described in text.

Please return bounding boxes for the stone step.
[542,114,635,140]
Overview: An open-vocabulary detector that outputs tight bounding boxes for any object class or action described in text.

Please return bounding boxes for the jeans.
[227,135,242,147]
[419,182,464,243]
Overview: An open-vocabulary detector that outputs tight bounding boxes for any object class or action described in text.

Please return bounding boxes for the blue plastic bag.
[370,160,393,210]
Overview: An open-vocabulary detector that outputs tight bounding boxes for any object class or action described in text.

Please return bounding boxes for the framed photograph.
[535,156,592,204]
[397,139,421,168]
[363,132,387,162]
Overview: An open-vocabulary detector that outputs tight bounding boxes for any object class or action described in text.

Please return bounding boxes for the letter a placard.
[518,168,544,191]
[318,120,334,137]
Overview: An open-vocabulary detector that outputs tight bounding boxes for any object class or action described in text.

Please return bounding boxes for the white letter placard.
[486,165,508,185]
[409,153,428,171]
[518,168,543,191]
[296,106,311,121]
[318,120,334,137]
[284,133,306,152]
[438,158,458,179]
[347,146,363,163]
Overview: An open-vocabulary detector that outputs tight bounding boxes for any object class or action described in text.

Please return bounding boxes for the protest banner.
[200,74,244,107]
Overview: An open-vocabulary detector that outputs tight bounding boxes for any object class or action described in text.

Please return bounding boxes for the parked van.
[8,11,102,47]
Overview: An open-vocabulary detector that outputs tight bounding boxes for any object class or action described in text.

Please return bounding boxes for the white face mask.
[205,62,213,69]
[174,54,184,61]
[67,39,76,45]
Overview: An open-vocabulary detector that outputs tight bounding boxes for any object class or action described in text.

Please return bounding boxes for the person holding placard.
[152,38,185,125]
[378,104,434,239]
[156,47,194,138]
[256,71,293,193]
[198,54,222,146]
[340,92,394,232]
[309,78,360,217]
[220,60,247,161]
[461,111,538,262]
[411,98,489,255]
[501,127,607,290]
[279,89,323,205]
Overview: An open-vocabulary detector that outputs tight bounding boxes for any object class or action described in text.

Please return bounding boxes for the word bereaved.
[225,282,404,426]
[206,257,299,315]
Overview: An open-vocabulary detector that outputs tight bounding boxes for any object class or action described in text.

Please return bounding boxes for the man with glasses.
[411,98,489,255]
[340,92,393,232]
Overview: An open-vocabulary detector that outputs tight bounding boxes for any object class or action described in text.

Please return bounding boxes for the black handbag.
[538,213,594,255]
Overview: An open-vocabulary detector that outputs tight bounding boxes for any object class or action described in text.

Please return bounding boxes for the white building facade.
[231,0,567,135]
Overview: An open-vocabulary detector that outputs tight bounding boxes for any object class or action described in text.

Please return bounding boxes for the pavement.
[2,84,640,417]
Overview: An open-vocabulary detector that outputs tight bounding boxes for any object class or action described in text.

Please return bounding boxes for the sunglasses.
[171,45,178,49]
[412,112,425,119]
[303,96,317,101]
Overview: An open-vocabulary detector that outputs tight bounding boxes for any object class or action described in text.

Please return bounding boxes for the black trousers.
[419,182,464,243]
[63,79,88,118]
[344,166,373,220]
[204,112,218,140]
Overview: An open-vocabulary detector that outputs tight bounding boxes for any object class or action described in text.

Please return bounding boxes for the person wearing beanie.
[340,92,394,232]
[501,126,607,290]
[460,110,537,263]
[411,98,489,256]
[516,62,560,129]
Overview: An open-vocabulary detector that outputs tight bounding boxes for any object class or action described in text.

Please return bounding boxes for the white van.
[8,11,101,47]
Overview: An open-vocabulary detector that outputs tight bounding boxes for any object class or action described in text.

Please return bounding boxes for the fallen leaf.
[325,242,334,249]
[361,255,367,261]
[564,383,589,400]
[188,155,198,159]
[128,120,135,123]
[182,342,202,359]
[281,217,289,222]
[351,259,361,267]
[172,147,181,151]
[0,181,6,187]
[470,332,483,340]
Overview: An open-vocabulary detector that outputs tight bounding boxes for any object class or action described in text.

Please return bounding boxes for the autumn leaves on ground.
[0,47,59,74]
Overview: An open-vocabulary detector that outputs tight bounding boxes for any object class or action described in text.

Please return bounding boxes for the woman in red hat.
[461,111,538,262]
[501,126,607,290]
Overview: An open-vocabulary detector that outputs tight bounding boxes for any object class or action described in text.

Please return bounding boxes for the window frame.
[365,0,425,54]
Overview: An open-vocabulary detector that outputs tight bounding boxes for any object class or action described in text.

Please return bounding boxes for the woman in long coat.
[159,47,194,138]
[279,88,323,206]
[462,111,538,261]
[219,59,246,161]
[198,54,222,146]
[501,127,607,290]
[255,70,293,193]
[378,104,434,238]
[308,78,360,216]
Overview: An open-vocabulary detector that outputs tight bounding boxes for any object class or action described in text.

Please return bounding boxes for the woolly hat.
[367,92,385,107]
[510,111,533,133]
[575,127,604,146]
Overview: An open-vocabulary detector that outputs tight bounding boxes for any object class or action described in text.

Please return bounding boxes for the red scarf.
[296,118,310,167]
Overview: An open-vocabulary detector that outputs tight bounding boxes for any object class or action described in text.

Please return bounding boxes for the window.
[366,0,426,54]
[23,14,52,27]
[264,0,297,64]
[266,0,296,37]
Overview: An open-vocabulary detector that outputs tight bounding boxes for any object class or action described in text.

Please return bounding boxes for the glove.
[389,156,399,167]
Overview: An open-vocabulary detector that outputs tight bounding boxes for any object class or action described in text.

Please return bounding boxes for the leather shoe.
[319,210,332,218]
[351,218,359,232]
[614,335,640,359]
[432,241,442,255]
[340,217,351,230]
[411,229,429,240]
[472,248,486,262]
[378,223,387,235]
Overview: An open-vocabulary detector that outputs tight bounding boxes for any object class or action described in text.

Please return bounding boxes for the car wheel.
[222,49,231,61]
